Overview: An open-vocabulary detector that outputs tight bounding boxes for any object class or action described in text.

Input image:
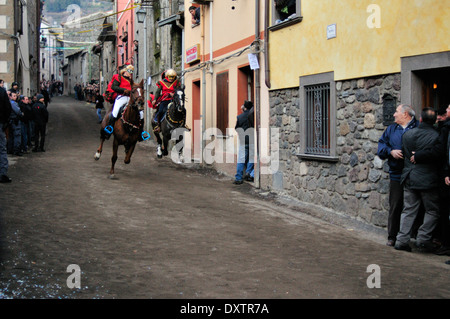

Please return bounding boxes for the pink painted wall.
[116,0,135,70]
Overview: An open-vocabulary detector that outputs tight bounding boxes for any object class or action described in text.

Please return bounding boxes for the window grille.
[305,83,330,155]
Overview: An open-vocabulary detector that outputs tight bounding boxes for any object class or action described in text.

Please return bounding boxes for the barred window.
[299,72,337,161]
[305,83,330,155]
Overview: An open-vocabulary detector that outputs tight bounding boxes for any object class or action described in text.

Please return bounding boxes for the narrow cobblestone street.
[0,96,449,300]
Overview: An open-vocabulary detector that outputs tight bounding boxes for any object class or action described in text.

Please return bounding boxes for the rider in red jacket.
[152,69,180,132]
[105,64,134,135]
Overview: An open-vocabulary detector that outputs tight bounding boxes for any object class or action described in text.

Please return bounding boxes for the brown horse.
[94,79,145,178]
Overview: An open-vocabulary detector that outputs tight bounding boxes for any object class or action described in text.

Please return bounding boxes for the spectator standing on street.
[41,85,50,107]
[32,94,49,152]
[7,91,23,156]
[19,95,32,153]
[0,84,11,182]
[395,108,441,252]
[95,89,104,123]
[414,104,450,257]
[378,104,419,247]
[233,100,255,185]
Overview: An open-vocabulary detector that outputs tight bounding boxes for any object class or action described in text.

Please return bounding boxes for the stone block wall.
[268,73,402,228]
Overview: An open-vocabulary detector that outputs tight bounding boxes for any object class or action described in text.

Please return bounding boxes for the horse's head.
[130,79,145,110]
[172,84,185,113]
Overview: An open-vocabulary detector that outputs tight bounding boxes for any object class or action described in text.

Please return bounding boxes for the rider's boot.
[153,116,161,133]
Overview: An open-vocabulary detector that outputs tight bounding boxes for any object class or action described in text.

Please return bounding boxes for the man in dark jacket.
[414,104,450,256]
[395,108,440,252]
[378,104,419,246]
[19,95,33,153]
[32,94,49,152]
[233,100,254,184]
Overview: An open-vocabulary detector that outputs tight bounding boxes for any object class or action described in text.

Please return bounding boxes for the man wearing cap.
[0,83,11,182]
[105,64,134,136]
[32,94,49,152]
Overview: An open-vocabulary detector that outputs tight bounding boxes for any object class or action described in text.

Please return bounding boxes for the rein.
[120,90,142,131]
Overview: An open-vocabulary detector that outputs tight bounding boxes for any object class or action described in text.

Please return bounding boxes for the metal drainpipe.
[201,4,207,155]
[254,0,261,189]
[264,0,270,89]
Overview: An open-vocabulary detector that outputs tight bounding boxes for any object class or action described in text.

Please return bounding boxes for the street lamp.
[136,7,146,24]
[137,6,150,132]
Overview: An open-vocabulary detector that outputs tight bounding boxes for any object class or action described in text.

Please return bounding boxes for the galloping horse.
[151,85,187,161]
[95,79,146,178]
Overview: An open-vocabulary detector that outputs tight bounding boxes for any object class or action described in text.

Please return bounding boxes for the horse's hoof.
[94,152,101,160]
[124,160,130,164]
[157,155,162,159]
[108,174,117,180]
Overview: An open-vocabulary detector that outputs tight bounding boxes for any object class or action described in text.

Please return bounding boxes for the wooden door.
[216,72,229,136]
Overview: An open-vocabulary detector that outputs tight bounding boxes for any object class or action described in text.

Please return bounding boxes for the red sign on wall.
[186,44,200,64]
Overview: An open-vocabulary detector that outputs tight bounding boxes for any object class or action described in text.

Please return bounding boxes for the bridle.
[121,85,144,130]
[166,88,186,129]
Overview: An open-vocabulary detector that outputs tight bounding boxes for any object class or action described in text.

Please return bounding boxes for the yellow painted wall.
[270,0,450,89]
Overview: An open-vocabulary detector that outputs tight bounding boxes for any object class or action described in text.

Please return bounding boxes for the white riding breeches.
[112,95,130,118]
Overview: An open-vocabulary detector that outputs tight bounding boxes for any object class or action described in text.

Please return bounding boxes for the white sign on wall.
[327,24,337,39]
[248,53,260,70]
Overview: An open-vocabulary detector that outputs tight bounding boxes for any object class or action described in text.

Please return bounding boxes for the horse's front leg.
[162,136,169,156]
[95,130,106,160]
[109,138,119,178]
[124,142,136,164]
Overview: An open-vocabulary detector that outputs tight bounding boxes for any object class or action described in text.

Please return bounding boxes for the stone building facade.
[268,74,403,228]
[0,0,40,94]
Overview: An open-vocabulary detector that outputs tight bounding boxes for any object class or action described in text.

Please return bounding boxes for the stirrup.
[104,125,113,134]
[141,131,151,141]
[153,125,160,133]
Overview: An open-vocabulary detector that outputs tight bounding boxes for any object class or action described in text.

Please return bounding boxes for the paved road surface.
[0,96,449,300]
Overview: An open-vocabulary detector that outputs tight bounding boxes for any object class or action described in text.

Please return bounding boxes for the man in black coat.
[395,108,441,252]
[233,100,254,184]
[32,94,49,152]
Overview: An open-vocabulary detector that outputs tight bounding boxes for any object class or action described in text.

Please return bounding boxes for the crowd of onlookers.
[73,82,100,103]
[72,82,105,123]
[378,104,450,265]
[0,79,52,183]
[3,80,51,155]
